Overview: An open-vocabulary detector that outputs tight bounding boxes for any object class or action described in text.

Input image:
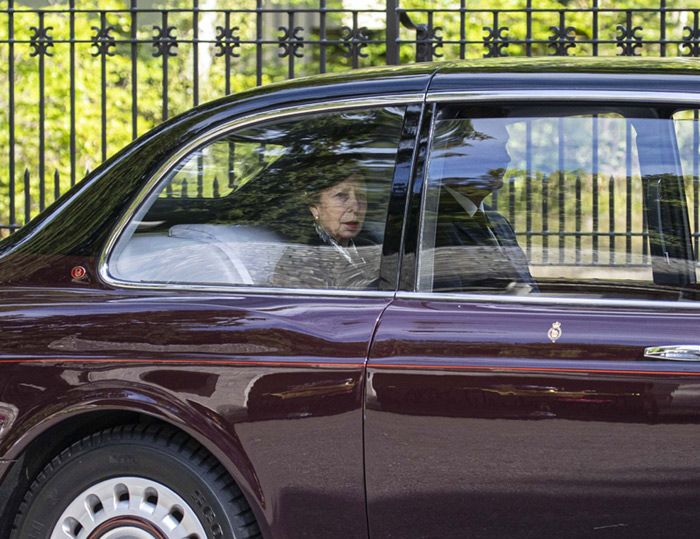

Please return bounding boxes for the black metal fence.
[2,0,700,239]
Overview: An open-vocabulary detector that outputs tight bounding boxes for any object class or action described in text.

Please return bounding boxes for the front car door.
[0,96,422,538]
[366,77,700,537]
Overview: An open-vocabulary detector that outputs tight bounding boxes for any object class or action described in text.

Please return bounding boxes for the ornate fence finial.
[548,12,576,56]
[483,26,509,57]
[616,12,643,56]
[30,25,54,57]
[214,25,241,58]
[152,25,178,57]
[341,26,370,60]
[91,24,116,57]
[278,26,304,58]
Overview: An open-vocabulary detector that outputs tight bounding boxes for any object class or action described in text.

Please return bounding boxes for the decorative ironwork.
[340,26,370,60]
[214,25,241,58]
[278,26,304,59]
[616,23,643,56]
[483,26,509,58]
[152,25,178,58]
[5,3,700,239]
[681,16,700,57]
[29,25,54,57]
[417,25,443,61]
[91,25,116,57]
[548,17,576,56]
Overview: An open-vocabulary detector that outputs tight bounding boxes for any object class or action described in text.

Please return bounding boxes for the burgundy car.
[3,58,700,538]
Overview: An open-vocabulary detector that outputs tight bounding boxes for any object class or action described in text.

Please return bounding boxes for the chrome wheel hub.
[51,476,207,539]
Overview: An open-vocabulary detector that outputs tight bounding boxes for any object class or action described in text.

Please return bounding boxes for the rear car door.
[366,90,700,537]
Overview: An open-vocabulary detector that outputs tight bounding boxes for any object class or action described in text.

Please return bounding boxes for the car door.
[365,93,700,538]
[0,99,421,539]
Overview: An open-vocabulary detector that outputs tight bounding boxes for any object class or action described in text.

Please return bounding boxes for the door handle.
[643,345,700,361]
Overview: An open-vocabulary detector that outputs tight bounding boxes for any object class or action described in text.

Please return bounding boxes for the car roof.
[195,57,700,115]
[435,56,700,75]
[429,57,700,96]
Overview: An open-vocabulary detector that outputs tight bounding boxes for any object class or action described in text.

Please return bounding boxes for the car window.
[418,103,697,301]
[109,105,407,289]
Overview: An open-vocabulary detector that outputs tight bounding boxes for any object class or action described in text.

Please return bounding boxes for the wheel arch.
[0,401,268,538]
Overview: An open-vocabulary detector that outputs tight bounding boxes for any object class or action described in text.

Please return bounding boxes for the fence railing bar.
[625,119,633,263]
[37,10,46,212]
[130,0,138,140]
[508,170,515,231]
[1,37,393,46]
[53,169,60,202]
[3,37,696,48]
[23,169,30,225]
[192,0,199,107]
[525,120,533,258]
[527,262,655,268]
[592,115,599,264]
[542,171,549,264]
[558,117,565,263]
[694,110,700,260]
[70,0,76,186]
[522,231,651,238]
[575,174,582,264]
[0,7,675,14]
[592,0,599,57]
[491,170,499,209]
[8,0,15,231]
[320,0,327,72]
[459,0,466,59]
[224,10,232,94]
[99,10,108,163]
[160,10,170,122]
[289,10,296,78]
[228,141,235,189]
[609,174,615,264]
[397,7,694,14]
[642,201,649,263]
[8,8,388,14]
[256,0,262,86]
[660,0,667,57]
[526,0,532,57]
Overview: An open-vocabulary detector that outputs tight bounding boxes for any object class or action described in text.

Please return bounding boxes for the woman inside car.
[270,156,381,290]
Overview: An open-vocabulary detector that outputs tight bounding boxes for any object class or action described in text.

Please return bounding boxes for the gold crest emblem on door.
[548,321,562,343]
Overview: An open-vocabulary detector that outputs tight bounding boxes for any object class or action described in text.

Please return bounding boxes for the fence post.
[386,0,399,64]
[398,11,433,62]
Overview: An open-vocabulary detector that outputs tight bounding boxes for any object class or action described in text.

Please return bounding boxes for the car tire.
[10,423,261,539]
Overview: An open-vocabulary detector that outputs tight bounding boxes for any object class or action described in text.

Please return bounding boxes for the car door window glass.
[418,104,697,301]
[673,109,700,283]
[109,105,406,289]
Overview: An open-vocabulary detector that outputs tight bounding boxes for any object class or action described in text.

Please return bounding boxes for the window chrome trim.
[427,89,700,104]
[99,94,423,295]
[396,291,700,311]
[107,281,396,299]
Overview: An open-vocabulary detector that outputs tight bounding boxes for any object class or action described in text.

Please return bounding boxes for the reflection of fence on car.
[486,113,700,270]
[493,171,651,273]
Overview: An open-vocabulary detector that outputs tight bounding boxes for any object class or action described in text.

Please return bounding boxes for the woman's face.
[309,176,367,243]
